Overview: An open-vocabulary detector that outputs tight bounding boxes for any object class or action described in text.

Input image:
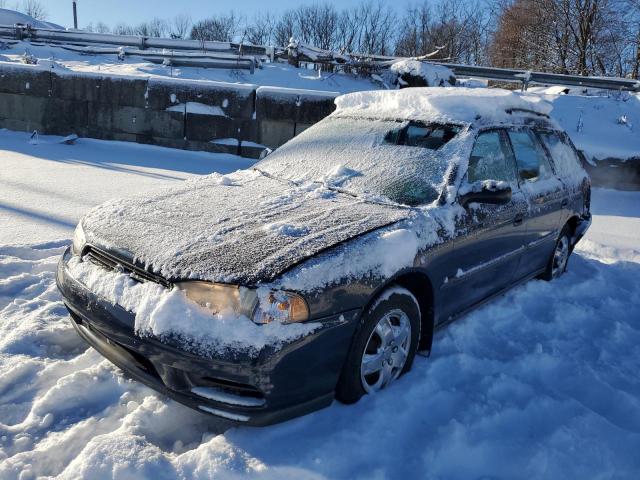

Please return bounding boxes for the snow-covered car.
[56,88,592,426]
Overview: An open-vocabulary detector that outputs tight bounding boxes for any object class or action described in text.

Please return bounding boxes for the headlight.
[175,282,309,325]
[252,290,309,324]
[72,222,86,256]
[176,282,253,316]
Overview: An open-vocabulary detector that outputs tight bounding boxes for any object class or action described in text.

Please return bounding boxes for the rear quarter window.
[537,131,587,187]
[508,129,554,182]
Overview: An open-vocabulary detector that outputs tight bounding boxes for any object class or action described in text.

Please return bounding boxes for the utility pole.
[72,1,78,30]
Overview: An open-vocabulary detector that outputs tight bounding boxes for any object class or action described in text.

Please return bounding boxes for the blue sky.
[42,0,413,29]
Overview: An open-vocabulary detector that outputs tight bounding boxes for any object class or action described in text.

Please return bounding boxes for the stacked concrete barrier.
[255,86,339,149]
[0,63,52,133]
[0,63,340,159]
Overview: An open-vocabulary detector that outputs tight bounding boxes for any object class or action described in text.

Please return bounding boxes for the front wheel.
[335,287,421,404]
[541,226,572,281]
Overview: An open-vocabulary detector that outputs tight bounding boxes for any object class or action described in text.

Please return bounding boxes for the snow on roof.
[334,87,553,124]
[0,8,62,29]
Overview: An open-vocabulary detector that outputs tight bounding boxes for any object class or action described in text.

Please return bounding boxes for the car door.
[535,129,588,218]
[506,128,567,279]
[439,129,528,321]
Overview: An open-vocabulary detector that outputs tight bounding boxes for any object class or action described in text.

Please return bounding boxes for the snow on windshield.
[257,116,461,206]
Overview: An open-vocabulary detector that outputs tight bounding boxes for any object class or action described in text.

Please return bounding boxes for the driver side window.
[468,130,517,183]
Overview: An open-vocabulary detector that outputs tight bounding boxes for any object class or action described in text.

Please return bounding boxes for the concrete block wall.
[0,63,340,158]
[255,86,339,149]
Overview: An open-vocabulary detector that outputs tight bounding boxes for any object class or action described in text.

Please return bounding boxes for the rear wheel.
[335,287,421,404]
[542,225,572,281]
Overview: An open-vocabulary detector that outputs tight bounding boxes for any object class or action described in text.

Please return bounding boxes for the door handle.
[513,214,524,226]
[561,198,569,207]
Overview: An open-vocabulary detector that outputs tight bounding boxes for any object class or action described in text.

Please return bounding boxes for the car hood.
[81,170,413,285]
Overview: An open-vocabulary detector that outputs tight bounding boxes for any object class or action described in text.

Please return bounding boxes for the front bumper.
[56,248,361,426]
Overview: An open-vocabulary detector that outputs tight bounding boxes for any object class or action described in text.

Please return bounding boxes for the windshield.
[256,116,460,206]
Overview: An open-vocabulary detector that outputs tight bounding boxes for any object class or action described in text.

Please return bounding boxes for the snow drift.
[1,188,639,478]
[0,127,639,478]
[0,8,62,30]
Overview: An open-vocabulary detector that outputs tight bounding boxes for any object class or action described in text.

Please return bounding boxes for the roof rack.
[505,108,550,118]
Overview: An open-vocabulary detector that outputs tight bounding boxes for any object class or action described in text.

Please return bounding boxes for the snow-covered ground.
[0,130,254,245]
[0,9,62,30]
[0,129,639,478]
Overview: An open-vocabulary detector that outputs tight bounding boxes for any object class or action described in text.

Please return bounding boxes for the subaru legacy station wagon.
[57,88,591,425]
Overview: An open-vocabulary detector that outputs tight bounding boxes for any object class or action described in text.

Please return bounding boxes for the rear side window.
[536,131,584,181]
[468,130,517,183]
[384,122,460,150]
[507,129,554,182]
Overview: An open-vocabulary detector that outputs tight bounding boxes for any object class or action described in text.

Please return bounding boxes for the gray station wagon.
[57,88,591,425]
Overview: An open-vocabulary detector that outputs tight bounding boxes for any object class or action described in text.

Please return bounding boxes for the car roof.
[334,87,554,128]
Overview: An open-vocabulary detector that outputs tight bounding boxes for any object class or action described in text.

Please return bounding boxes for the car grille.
[82,246,172,288]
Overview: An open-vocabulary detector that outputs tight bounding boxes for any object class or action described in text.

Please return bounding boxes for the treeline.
[16,0,640,79]
[491,0,640,78]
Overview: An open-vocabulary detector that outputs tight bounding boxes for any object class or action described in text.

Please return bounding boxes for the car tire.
[541,225,572,281]
[335,287,421,405]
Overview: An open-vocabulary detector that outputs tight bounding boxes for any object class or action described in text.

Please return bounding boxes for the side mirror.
[459,182,512,208]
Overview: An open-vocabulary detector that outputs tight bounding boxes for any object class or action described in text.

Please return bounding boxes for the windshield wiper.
[252,168,411,209]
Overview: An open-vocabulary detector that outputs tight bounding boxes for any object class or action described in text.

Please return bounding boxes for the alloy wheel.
[360,309,412,393]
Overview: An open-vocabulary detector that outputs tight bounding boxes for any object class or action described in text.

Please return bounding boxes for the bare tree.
[571,0,601,75]
[336,6,362,53]
[84,22,110,34]
[113,23,135,36]
[395,0,490,64]
[612,0,640,78]
[170,14,192,39]
[246,12,275,45]
[358,1,396,55]
[635,29,640,78]
[273,10,296,48]
[94,22,111,34]
[21,0,47,20]
[492,0,560,71]
[310,4,338,50]
[190,12,242,42]
[630,0,640,77]
[491,0,634,76]
[134,22,151,37]
[148,18,168,38]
